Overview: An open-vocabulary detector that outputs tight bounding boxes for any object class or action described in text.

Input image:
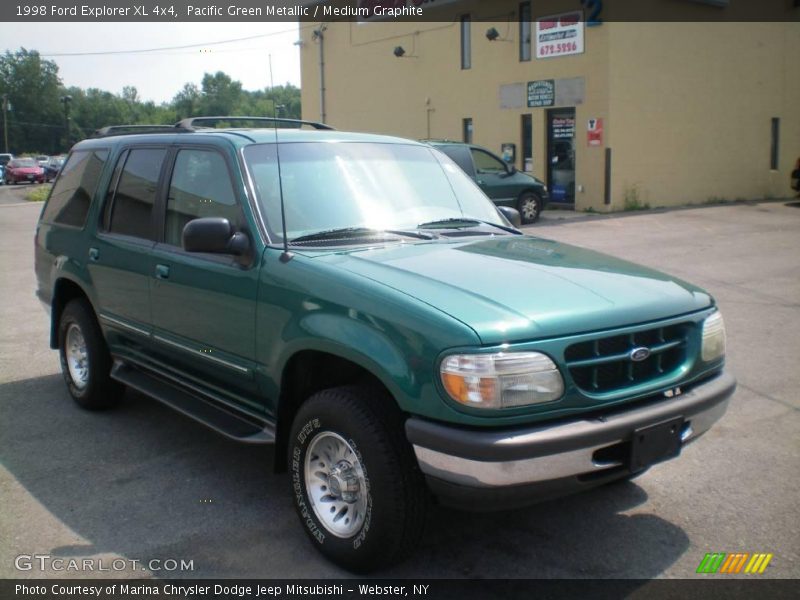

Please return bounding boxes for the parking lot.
[1,185,798,580]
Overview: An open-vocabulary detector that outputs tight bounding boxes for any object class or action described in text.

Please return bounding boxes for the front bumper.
[406,371,735,510]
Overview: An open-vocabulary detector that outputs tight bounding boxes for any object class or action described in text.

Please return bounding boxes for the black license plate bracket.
[630,416,684,470]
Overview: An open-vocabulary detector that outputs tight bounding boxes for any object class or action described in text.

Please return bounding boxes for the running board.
[111,360,275,444]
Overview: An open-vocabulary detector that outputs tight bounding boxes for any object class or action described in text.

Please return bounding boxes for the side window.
[41,149,108,227]
[440,146,476,178]
[164,149,242,247]
[108,148,166,239]
[471,149,506,173]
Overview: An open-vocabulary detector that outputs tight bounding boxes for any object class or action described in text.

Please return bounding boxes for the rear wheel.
[58,299,123,410]
[289,385,428,572]
[517,191,543,224]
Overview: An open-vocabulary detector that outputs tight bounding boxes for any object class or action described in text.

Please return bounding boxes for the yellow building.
[300,0,799,212]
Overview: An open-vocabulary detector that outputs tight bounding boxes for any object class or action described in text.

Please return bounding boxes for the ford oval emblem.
[630,347,651,362]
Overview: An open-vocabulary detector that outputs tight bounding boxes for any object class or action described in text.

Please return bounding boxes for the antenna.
[268,53,292,262]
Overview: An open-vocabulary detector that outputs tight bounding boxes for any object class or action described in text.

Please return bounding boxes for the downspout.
[314,25,328,124]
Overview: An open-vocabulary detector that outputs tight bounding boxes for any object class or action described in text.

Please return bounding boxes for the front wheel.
[289,385,428,572]
[517,191,543,224]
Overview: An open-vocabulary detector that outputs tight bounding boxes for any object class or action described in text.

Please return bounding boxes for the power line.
[38,25,310,57]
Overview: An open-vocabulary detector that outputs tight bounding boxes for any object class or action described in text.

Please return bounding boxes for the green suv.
[425,140,548,224]
[35,117,735,572]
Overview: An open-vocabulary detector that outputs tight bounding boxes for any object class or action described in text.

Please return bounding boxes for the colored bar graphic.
[744,553,774,574]
[696,553,726,574]
[698,552,773,574]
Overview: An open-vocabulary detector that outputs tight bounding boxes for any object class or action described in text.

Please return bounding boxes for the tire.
[289,385,428,572]
[57,299,123,410]
[517,191,543,224]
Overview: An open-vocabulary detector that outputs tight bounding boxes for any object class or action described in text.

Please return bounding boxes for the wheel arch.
[50,277,95,349]
[273,349,401,473]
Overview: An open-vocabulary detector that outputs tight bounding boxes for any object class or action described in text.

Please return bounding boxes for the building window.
[519,3,532,61]
[463,118,473,144]
[521,114,532,171]
[770,117,780,170]
[460,14,471,70]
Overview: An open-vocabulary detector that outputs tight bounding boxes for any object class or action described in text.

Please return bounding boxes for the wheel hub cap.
[304,432,368,538]
[328,460,361,503]
[523,199,537,219]
[65,324,89,390]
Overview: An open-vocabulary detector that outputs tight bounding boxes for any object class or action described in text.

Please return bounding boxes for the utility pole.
[59,95,72,152]
[1,94,9,153]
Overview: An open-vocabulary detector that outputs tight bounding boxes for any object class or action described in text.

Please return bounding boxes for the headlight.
[701,311,726,362]
[440,351,564,409]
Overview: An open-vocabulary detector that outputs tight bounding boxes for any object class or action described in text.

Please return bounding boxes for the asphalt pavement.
[1,186,798,580]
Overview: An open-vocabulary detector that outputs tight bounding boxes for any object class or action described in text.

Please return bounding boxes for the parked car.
[35,117,734,572]
[44,155,66,182]
[0,153,13,185]
[36,155,50,167]
[4,157,45,184]
[425,140,548,224]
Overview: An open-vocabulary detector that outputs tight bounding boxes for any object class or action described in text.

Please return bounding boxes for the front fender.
[277,312,415,409]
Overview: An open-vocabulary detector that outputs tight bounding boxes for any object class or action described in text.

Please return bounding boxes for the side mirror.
[506,163,517,175]
[182,217,250,256]
[497,206,522,227]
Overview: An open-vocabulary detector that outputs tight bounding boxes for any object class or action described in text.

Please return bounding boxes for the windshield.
[13,159,37,168]
[243,142,505,243]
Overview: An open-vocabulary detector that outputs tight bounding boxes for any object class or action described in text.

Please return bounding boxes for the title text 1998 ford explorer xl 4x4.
[34,117,735,572]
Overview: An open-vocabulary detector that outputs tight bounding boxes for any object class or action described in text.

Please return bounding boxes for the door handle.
[155,264,170,280]
[88,247,100,262]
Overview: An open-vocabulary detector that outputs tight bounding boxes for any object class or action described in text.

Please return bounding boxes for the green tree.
[172,83,201,120]
[0,48,63,154]
[199,71,244,116]
[1,46,303,151]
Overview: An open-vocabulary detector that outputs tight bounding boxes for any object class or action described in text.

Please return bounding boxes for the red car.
[4,158,45,184]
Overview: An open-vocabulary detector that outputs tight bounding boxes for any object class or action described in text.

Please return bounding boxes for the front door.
[470,147,516,205]
[547,108,576,205]
[148,146,261,413]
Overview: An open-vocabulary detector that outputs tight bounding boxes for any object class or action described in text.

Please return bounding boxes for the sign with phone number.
[536,11,584,59]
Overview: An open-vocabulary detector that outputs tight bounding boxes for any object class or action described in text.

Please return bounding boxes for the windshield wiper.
[417,218,520,235]
[290,227,435,244]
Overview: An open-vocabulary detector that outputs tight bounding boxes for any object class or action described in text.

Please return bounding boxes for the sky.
[0,22,303,103]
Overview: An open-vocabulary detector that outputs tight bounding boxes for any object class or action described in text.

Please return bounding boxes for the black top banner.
[1,0,798,23]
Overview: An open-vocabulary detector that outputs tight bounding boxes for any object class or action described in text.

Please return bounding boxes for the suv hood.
[317,236,711,344]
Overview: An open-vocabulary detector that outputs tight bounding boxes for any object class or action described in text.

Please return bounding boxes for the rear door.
[91,146,167,358]
[148,145,261,412]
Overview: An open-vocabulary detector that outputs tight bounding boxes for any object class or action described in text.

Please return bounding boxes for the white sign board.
[535,11,584,59]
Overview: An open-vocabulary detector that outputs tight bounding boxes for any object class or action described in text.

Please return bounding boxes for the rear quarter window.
[41,149,109,228]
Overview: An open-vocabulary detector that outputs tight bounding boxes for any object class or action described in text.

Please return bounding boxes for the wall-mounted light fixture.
[485,27,501,41]
[393,46,406,58]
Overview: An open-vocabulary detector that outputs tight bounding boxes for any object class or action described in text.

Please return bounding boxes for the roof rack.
[175,116,334,131]
[91,116,335,139]
[92,124,192,138]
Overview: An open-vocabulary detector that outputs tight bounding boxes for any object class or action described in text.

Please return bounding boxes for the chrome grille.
[565,324,689,393]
